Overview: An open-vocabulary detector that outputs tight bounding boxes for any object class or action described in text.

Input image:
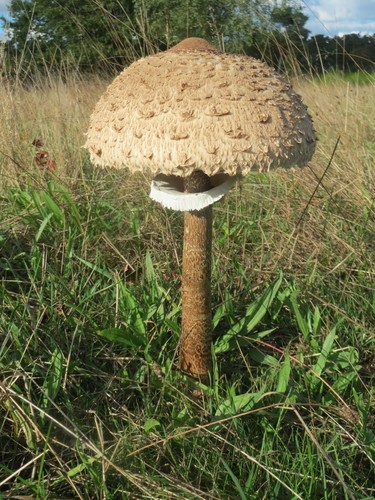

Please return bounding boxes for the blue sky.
[303,0,375,36]
[1,0,375,40]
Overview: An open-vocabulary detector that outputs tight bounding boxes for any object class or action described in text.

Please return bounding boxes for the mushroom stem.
[180,171,213,380]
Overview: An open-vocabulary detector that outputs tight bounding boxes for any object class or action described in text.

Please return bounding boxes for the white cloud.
[0,1,9,12]
[303,0,375,35]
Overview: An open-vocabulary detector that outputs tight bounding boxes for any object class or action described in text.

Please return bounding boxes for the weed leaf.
[35,212,53,242]
[144,418,161,433]
[97,328,146,348]
[277,353,291,393]
[42,348,63,409]
[289,290,310,340]
[40,191,64,222]
[310,325,337,386]
[248,348,279,367]
[215,386,266,417]
[214,273,283,353]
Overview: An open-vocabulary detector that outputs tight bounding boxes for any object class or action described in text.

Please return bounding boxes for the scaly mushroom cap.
[85,37,316,177]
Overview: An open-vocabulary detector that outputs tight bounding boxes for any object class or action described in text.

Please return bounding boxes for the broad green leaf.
[245,328,275,340]
[289,290,309,339]
[166,305,181,320]
[31,190,47,218]
[132,313,146,336]
[145,304,158,320]
[214,274,282,354]
[67,462,88,478]
[312,306,322,335]
[52,182,82,224]
[248,349,279,367]
[97,328,146,348]
[122,285,136,309]
[120,286,146,336]
[276,353,291,393]
[144,251,155,281]
[144,418,161,433]
[215,386,266,416]
[13,189,32,209]
[330,347,359,369]
[324,370,358,403]
[214,328,275,354]
[143,345,153,363]
[164,319,179,333]
[244,273,283,331]
[70,452,99,481]
[35,212,53,242]
[40,191,64,222]
[42,348,63,409]
[213,303,225,329]
[312,326,337,379]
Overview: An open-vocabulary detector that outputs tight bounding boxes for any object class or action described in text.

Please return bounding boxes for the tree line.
[1,0,374,75]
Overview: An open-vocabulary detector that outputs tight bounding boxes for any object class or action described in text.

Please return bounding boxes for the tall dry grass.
[295,77,374,200]
[0,74,108,186]
[1,71,374,287]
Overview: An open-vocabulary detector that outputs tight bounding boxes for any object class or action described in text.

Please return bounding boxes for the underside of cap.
[85,38,316,178]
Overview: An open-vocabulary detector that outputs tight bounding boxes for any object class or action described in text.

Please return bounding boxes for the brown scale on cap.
[85,37,316,179]
[169,37,220,53]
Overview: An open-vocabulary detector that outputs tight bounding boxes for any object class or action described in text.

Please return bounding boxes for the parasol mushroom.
[85,37,316,381]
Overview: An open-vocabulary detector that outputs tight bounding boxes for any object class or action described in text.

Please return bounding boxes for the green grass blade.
[311,325,337,381]
[276,352,291,393]
[35,212,53,242]
[220,457,248,500]
[42,348,63,409]
[40,191,64,222]
[289,290,310,340]
[215,386,266,417]
[74,254,112,279]
[214,274,283,354]
[97,328,147,348]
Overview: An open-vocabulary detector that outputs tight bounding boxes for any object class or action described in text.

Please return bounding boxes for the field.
[0,68,374,498]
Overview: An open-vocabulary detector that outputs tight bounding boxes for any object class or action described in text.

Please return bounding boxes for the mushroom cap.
[85,37,316,177]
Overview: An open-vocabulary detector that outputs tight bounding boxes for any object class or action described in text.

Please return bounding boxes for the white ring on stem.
[150,173,236,212]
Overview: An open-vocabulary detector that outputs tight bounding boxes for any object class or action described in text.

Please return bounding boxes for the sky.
[303,0,375,36]
[0,0,375,40]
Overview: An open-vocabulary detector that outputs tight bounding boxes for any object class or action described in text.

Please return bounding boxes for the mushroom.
[85,37,316,381]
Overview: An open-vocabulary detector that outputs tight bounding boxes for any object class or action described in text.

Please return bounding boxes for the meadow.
[0,65,374,498]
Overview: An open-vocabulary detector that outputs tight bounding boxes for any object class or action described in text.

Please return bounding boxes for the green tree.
[4,0,137,71]
[262,1,310,72]
[134,0,275,52]
[305,34,375,73]
[2,0,311,73]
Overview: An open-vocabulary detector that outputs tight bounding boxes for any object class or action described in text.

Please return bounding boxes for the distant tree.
[134,0,216,47]
[260,1,310,71]
[339,33,375,71]
[306,34,337,72]
[305,33,375,73]
[133,0,310,56]
[4,0,137,71]
[2,0,312,74]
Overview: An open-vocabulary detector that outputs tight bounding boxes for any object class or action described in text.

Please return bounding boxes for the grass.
[0,67,374,498]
